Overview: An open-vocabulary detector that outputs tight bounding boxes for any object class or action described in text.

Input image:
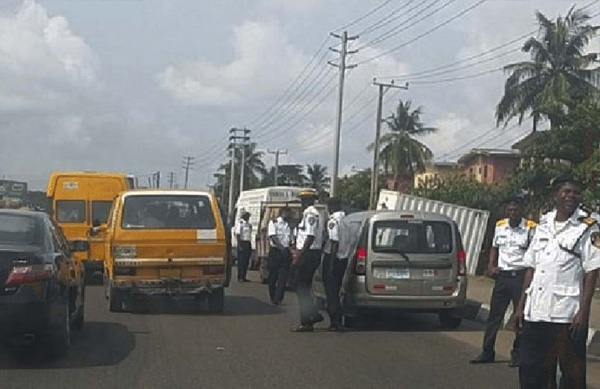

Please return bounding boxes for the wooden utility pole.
[268,149,287,185]
[182,156,195,189]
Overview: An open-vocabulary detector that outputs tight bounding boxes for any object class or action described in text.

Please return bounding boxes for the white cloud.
[0,0,97,111]
[158,19,306,105]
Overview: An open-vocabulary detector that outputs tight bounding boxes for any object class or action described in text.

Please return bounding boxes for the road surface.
[1,270,598,388]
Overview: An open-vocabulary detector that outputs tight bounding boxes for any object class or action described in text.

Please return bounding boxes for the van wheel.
[72,286,85,330]
[208,288,225,313]
[108,285,125,312]
[439,311,462,329]
[45,296,71,358]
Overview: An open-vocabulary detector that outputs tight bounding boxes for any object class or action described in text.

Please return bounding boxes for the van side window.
[92,201,113,226]
[56,200,86,223]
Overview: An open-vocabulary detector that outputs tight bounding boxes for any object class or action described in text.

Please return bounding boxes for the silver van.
[313,210,468,328]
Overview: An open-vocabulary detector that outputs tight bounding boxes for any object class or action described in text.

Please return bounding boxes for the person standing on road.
[235,211,252,282]
[516,174,600,389]
[471,197,536,367]
[267,207,292,306]
[322,198,347,332]
[291,189,324,332]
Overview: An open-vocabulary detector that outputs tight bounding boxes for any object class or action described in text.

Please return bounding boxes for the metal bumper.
[113,278,224,296]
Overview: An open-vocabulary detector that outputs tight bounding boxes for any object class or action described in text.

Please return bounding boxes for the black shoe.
[509,350,520,368]
[310,313,324,324]
[470,353,495,364]
[242,279,250,283]
[328,324,345,332]
[291,324,314,332]
[270,299,279,306]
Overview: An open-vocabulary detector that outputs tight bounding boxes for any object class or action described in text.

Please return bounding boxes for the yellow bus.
[46,171,134,278]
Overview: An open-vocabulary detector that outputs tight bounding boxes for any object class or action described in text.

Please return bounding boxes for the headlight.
[113,246,137,259]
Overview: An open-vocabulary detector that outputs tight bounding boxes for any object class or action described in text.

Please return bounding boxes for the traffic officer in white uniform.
[516,174,600,389]
[235,211,252,282]
[267,207,292,305]
[291,189,324,332]
[322,198,347,331]
[471,197,536,366]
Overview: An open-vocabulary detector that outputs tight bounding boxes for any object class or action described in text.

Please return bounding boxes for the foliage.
[496,7,600,131]
[260,164,305,187]
[367,100,437,180]
[338,170,378,211]
[304,163,330,198]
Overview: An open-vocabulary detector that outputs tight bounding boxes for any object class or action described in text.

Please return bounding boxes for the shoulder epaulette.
[496,219,507,227]
[526,220,537,228]
[580,217,597,226]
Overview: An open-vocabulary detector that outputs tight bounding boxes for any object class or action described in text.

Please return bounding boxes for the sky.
[0,0,597,190]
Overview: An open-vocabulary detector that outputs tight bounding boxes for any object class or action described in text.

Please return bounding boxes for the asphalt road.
[1,269,591,389]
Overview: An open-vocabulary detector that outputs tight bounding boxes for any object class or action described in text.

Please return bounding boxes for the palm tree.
[237,142,267,190]
[305,163,330,197]
[496,7,600,131]
[368,100,437,183]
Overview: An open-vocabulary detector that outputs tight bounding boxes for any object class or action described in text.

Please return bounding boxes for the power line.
[358,0,420,36]
[333,0,393,32]
[409,67,503,84]
[357,0,489,65]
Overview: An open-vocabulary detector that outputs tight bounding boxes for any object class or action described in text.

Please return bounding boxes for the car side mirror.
[70,240,90,252]
[89,226,106,237]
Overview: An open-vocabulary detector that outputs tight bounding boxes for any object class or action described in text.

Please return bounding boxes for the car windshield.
[0,214,42,246]
[121,195,215,230]
[372,220,452,254]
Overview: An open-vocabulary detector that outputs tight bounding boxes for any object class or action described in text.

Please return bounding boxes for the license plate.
[374,268,410,279]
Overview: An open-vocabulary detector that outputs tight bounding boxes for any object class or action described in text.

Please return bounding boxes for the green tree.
[496,7,600,131]
[368,100,437,183]
[304,163,330,198]
[338,169,382,210]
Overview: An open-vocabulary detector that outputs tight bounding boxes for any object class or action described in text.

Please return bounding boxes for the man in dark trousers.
[235,211,252,282]
[322,198,347,331]
[267,207,292,305]
[516,174,600,388]
[291,189,324,332]
[471,197,536,367]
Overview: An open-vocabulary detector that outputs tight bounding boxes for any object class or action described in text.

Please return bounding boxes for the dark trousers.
[296,249,321,325]
[519,321,587,389]
[237,241,251,281]
[322,254,348,326]
[482,270,525,357]
[268,247,291,303]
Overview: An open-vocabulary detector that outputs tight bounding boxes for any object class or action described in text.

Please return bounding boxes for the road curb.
[465,300,600,356]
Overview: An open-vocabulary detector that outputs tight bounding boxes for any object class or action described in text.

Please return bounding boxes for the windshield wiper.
[377,248,410,261]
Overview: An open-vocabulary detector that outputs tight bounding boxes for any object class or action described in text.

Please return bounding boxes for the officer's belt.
[498,269,526,277]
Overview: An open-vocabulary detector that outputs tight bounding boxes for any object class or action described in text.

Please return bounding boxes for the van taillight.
[457,250,467,276]
[355,247,367,275]
[5,264,54,286]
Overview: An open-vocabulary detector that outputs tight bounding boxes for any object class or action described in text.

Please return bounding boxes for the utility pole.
[168,172,175,189]
[182,156,195,189]
[238,129,251,194]
[329,30,358,197]
[369,79,409,210]
[152,171,160,188]
[268,149,287,185]
[227,128,250,216]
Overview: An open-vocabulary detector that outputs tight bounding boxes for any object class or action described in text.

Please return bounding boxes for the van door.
[366,219,455,296]
[54,176,90,260]
[88,178,127,262]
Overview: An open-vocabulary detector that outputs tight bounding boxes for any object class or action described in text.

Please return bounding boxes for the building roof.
[457,148,520,165]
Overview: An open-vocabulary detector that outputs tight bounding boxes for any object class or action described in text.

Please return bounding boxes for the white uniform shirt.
[295,205,323,250]
[235,219,252,242]
[492,218,536,271]
[267,216,291,248]
[324,211,345,257]
[523,208,600,323]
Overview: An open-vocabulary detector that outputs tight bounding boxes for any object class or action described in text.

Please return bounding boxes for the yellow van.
[46,171,134,278]
[99,190,230,313]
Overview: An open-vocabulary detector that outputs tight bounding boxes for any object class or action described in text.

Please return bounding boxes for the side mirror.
[92,219,101,228]
[70,240,90,252]
[89,226,106,237]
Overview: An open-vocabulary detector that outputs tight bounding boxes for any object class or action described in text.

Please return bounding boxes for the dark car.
[0,209,87,357]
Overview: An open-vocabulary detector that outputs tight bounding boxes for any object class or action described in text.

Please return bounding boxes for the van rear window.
[56,200,86,223]
[372,220,452,254]
[122,195,215,230]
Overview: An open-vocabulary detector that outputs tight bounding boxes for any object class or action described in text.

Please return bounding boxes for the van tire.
[108,285,125,313]
[439,311,462,329]
[208,288,225,313]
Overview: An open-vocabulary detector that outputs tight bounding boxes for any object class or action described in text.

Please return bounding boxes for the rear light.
[400,214,414,218]
[355,247,367,275]
[457,249,467,276]
[5,264,54,286]
[205,265,224,275]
